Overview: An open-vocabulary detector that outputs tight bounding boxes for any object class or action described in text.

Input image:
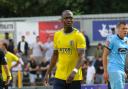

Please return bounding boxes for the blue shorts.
[108,71,125,89]
[53,78,81,89]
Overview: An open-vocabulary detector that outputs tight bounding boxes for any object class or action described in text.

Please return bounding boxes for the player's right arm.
[45,50,58,74]
[102,35,113,83]
[43,32,59,85]
[102,47,109,82]
[43,50,58,85]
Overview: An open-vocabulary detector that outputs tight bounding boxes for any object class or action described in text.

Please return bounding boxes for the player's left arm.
[75,48,86,70]
[66,32,86,83]
[66,49,86,83]
[11,60,20,69]
[11,53,20,69]
[75,32,86,70]
[0,50,11,84]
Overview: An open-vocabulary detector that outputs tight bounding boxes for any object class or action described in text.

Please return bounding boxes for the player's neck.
[64,27,73,33]
[117,34,124,40]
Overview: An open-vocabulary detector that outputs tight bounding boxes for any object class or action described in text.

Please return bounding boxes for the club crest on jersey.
[69,40,74,46]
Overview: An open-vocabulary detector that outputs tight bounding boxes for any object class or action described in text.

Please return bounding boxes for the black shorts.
[2,81,8,89]
[53,78,81,89]
[0,78,3,88]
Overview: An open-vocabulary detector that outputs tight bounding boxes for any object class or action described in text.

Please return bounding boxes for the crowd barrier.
[12,83,128,89]
[81,83,128,89]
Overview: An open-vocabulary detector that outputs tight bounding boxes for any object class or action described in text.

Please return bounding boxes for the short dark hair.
[111,28,115,31]
[61,10,73,19]
[117,21,127,28]
[5,32,9,35]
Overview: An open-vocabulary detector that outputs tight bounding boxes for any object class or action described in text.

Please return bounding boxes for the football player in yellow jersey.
[0,49,11,88]
[0,42,20,89]
[43,10,86,89]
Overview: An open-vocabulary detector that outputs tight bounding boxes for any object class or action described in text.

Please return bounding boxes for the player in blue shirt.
[103,21,128,89]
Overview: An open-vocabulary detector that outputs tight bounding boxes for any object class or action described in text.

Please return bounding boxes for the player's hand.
[66,71,76,83]
[5,76,11,85]
[103,71,109,83]
[43,74,49,86]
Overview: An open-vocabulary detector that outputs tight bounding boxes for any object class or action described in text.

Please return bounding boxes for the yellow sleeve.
[76,32,86,49]
[2,52,18,81]
[53,31,59,50]
[10,52,19,62]
[2,66,12,81]
[8,70,12,80]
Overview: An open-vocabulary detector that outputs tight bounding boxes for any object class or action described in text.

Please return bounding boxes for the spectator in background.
[82,31,90,57]
[94,43,104,84]
[94,43,103,60]
[111,28,116,35]
[12,48,24,88]
[82,60,88,84]
[4,32,10,45]
[4,32,15,54]
[39,58,50,81]
[43,37,53,62]
[17,36,29,64]
[8,39,14,53]
[86,60,96,84]
[30,36,45,65]
[94,57,104,84]
[12,58,24,88]
[27,55,39,86]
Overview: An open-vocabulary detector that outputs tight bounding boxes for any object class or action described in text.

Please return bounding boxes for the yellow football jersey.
[2,51,19,81]
[54,28,86,80]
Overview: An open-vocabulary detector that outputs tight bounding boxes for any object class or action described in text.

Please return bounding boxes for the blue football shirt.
[105,34,128,72]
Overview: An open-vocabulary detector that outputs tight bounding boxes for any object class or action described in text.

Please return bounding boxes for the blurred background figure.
[94,43,104,84]
[94,43,103,61]
[81,31,90,57]
[8,39,14,53]
[12,57,24,88]
[82,60,88,84]
[4,32,14,53]
[17,36,29,64]
[86,60,96,84]
[43,37,53,62]
[39,58,50,82]
[30,36,45,65]
[111,28,116,35]
[27,55,39,86]
[94,57,104,84]
[4,32,10,45]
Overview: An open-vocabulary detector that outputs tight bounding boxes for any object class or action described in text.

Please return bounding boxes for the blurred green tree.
[0,0,128,17]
